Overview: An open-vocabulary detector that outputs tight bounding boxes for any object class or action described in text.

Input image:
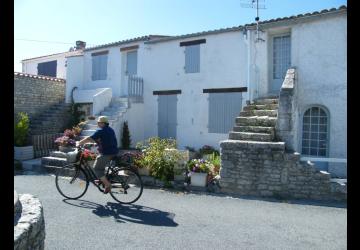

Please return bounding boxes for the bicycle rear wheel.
[55,165,89,199]
[109,167,143,204]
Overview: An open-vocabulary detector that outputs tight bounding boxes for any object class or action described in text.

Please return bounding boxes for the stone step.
[87,118,118,125]
[81,129,96,136]
[103,106,127,112]
[49,151,68,158]
[253,98,279,105]
[243,104,279,111]
[41,157,68,167]
[85,124,98,130]
[100,111,125,117]
[229,132,274,141]
[235,116,277,127]
[240,110,278,117]
[233,126,274,134]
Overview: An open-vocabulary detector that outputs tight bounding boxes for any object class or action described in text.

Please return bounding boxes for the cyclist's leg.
[93,154,114,190]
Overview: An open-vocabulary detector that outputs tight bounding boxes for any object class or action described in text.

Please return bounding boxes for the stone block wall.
[14,72,66,119]
[14,193,45,250]
[220,140,344,200]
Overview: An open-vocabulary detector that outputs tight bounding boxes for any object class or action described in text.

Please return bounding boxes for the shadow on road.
[62,199,178,227]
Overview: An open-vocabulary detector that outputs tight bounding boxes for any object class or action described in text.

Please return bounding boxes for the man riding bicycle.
[76,116,119,194]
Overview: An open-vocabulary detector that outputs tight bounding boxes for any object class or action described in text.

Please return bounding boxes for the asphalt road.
[14,172,347,250]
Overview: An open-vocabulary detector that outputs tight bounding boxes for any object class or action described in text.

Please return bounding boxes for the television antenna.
[241,0,266,42]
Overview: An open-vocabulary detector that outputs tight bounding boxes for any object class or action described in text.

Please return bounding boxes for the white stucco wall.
[291,14,347,162]
[65,55,84,103]
[141,31,248,150]
[22,53,68,79]
[80,42,142,97]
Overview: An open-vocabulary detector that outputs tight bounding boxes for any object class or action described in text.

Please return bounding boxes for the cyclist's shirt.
[90,125,118,155]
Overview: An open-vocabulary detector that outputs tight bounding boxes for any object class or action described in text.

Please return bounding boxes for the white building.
[21,41,86,79]
[66,6,347,176]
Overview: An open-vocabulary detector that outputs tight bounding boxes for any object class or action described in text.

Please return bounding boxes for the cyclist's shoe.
[104,186,111,194]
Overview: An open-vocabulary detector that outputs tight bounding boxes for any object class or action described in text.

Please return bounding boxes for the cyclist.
[76,116,119,194]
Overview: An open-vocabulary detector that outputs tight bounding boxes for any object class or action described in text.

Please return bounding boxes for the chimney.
[75,40,86,50]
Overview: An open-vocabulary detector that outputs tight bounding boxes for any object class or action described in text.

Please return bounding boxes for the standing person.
[77,116,119,193]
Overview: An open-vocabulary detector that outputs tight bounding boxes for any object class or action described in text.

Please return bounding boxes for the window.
[180,39,206,74]
[91,51,108,81]
[208,92,243,134]
[185,44,200,73]
[37,60,57,77]
[301,106,329,157]
[126,50,137,75]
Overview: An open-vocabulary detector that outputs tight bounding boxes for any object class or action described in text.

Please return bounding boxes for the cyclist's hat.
[97,116,109,123]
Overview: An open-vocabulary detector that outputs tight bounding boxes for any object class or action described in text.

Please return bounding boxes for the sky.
[14,0,347,72]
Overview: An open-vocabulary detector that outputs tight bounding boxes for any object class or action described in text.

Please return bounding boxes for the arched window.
[301,106,329,157]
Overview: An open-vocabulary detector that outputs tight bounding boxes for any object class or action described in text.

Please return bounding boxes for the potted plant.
[199,145,219,160]
[54,129,76,153]
[136,137,181,187]
[118,151,148,175]
[14,112,34,160]
[186,159,212,187]
[81,148,97,167]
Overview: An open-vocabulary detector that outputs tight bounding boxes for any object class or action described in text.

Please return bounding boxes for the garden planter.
[14,146,34,161]
[190,172,208,187]
[59,146,74,153]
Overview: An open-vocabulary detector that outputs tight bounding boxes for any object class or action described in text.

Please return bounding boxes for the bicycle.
[55,145,143,204]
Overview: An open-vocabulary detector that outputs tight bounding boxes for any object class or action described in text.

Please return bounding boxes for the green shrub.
[121,121,131,149]
[136,137,181,186]
[14,112,30,146]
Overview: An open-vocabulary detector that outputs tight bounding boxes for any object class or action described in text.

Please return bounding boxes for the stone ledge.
[220,140,285,150]
[14,194,45,250]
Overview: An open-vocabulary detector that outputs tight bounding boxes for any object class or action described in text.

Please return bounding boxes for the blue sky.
[14,0,347,72]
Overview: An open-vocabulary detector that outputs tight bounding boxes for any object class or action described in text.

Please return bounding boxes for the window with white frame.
[301,106,329,157]
[91,51,108,81]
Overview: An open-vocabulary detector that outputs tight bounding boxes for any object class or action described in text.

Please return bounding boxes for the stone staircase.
[30,102,72,135]
[220,97,347,201]
[40,97,128,173]
[229,98,278,142]
[80,97,129,141]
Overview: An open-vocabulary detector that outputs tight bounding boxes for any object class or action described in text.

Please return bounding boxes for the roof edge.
[14,72,66,82]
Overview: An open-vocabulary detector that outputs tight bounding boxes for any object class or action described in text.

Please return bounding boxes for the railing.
[127,75,144,97]
[32,133,63,158]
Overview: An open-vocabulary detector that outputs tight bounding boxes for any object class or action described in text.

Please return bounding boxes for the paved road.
[15,172,347,250]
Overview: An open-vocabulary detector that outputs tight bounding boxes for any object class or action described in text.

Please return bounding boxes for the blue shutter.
[209,93,242,133]
[92,55,107,80]
[185,44,200,73]
[158,95,177,139]
[127,51,137,75]
[158,95,168,139]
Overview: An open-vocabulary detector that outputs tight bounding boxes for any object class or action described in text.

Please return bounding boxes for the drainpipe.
[246,29,252,103]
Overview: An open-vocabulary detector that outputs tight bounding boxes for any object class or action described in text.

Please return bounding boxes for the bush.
[14,112,30,146]
[121,121,131,149]
[136,137,182,186]
[199,145,219,156]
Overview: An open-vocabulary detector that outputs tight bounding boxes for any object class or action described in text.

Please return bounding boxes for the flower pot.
[59,146,74,153]
[190,172,208,187]
[14,146,34,161]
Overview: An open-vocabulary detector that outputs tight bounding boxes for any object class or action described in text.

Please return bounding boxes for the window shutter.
[185,44,200,73]
[126,51,138,75]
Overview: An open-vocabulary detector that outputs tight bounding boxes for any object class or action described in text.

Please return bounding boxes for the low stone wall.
[14,193,45,250]
[14,72,65,119]
[220,140,344,201]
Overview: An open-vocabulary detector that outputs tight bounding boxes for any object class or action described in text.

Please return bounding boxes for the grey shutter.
[185,44,200,73]
[167,95,177,139]
[158,95,177,139]
[209,93,242,133]
[92,55,107,80]
[158,95,168,138]
[127,51,138,75]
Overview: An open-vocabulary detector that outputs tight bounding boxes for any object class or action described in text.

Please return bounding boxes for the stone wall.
[14,72,66,119]
[220,140,345,201]
[14,193,45,250]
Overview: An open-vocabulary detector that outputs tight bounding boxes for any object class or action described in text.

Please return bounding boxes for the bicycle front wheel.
[55,165,89,199]
[109,167,143,204]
